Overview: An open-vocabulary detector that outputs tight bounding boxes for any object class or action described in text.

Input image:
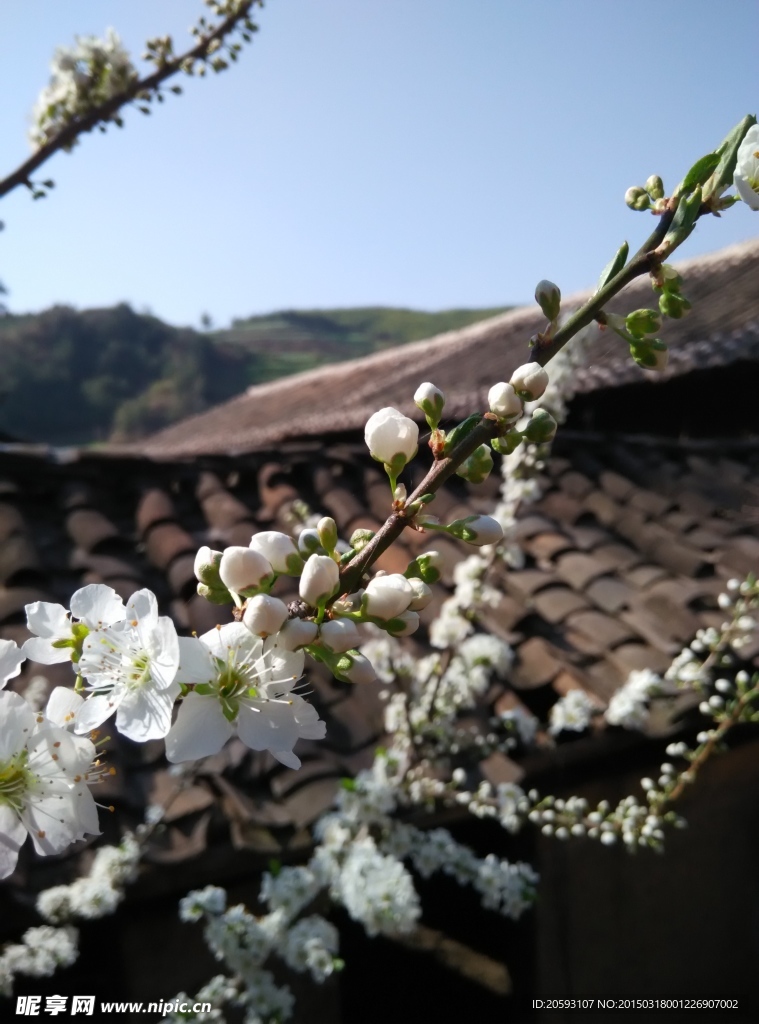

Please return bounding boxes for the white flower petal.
[115,680,180,741]
[236,700,299,753]
[70,584,125,628]
[25,601,69,640]
[44,687,84,728]
[165,692,234,762]
[0,690,36,760]
[73,693,119,734]
[175,636,216,685]
[0,639,25,685]
[0,805,26,879]
[21,635,71,665]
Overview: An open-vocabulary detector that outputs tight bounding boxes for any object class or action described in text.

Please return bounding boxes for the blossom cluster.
[30,29,137,150]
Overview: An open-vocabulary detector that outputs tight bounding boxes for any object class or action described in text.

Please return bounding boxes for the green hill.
[0,303,511,445]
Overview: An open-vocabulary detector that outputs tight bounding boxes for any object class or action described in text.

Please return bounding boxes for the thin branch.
[0,1,259,200]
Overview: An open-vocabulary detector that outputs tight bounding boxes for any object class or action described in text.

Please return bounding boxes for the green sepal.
[268,858,282,876]
[341,777,357,791]
[194,683,214,695]
[597,241,629,293]
[197,582,233,605]
[658,291,691,320]
[674,153,719,199]
[283,552,305,576]
[442,414,481,456]
[405,492,436,515]
[522,408,558,444]
[404,553,441,585]
[339,548,356,566]
[455,444,493,484]
[702,114,757,200]
[491,431,523,455]
[624,308,661,339]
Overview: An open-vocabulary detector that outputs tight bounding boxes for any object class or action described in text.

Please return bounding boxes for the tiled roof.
[129,238,759,458]
[2,422,758,872]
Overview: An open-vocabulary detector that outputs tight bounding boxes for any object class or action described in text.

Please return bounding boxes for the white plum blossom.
[299,554,340,607]
[334,835,420,937]
[509,362,550,399]
[218,546,273,597]
[488,381,523,419]
[319,618,361,654]
[23,584,125,667]
[363,573,415,621]
[0,690,100,879]
[75,589,180,742]
[549,688,598,735]
[364,407,419,466]
[242,594,289,637]
[0,925,79,997]
[734,123,759,211]
[30,29,137,150]
[248,531,303,575]
[165,622,325,769]
[0,640,25,688]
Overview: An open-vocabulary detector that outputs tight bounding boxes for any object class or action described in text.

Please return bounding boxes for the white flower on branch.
[75,589,180,742]
[299,553,340,607]
[165,622,325,769]
[23,584,125,667]
[362,572,415,621]
[734,123,759,211]
[549,688,597,735]
[509,362,550,400]
[242,594,289,637]
[364,407,419,467]
[0,690,100,879]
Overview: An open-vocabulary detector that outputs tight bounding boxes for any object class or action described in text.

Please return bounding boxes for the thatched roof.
[131,238,759,459]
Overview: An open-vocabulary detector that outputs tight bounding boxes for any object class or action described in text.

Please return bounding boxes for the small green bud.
[645,175,664,200]
[522,408,558,444]
[349,528,375,552]
[625,186,651,211]
[405,550,443,585]
[491,431,523,455]
[625,308,662,338]
[197,582,234,605]
[630,338,668,371]
[455,444,493,485]
[317,516,338,554]
[534,279,561,321]
[658,291,691,320]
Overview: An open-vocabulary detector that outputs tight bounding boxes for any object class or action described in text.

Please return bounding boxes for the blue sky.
[0,0,757,329]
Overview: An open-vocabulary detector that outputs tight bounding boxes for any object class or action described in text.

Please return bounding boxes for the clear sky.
[0,0,757,329]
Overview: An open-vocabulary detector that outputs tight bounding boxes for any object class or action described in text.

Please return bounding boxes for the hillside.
[0,303,510,445]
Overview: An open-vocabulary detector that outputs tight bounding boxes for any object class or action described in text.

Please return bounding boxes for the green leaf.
[597,241,629,293]
[442,413,481,456]
[703,114,758,199]
[673,152,719,198]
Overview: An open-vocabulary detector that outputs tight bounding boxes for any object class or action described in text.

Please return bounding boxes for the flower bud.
[219,546,274,596]
[624,308,661,338]
[364,407,419,467]
[414,382,445,429]
[734,123,759,211]
[317,517,338,554]
[242,594,289,637]
[363,573,415,620]
[349,528,374,552]
[534,279,561,321]
[194,545,223,586]
[630,339,668,371]
[330,590,364,616]
[320,618,361,653]
[658,291,691,319]
[645,174,665,200]
[298,528,322,556]
[491,431,522,455]
[249,531,303,575]
[406,550,443,585]
[509,362,549,400]
[522,407,558,443]
[274,618,319,650]
[337,652,377,684]
[406,577,432,611]
[447,515,504,547]
[386,610,420,637]
[487,382,523,420]
[299,554,340,607]
[456,444,494,485]
[625,185,651,211]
